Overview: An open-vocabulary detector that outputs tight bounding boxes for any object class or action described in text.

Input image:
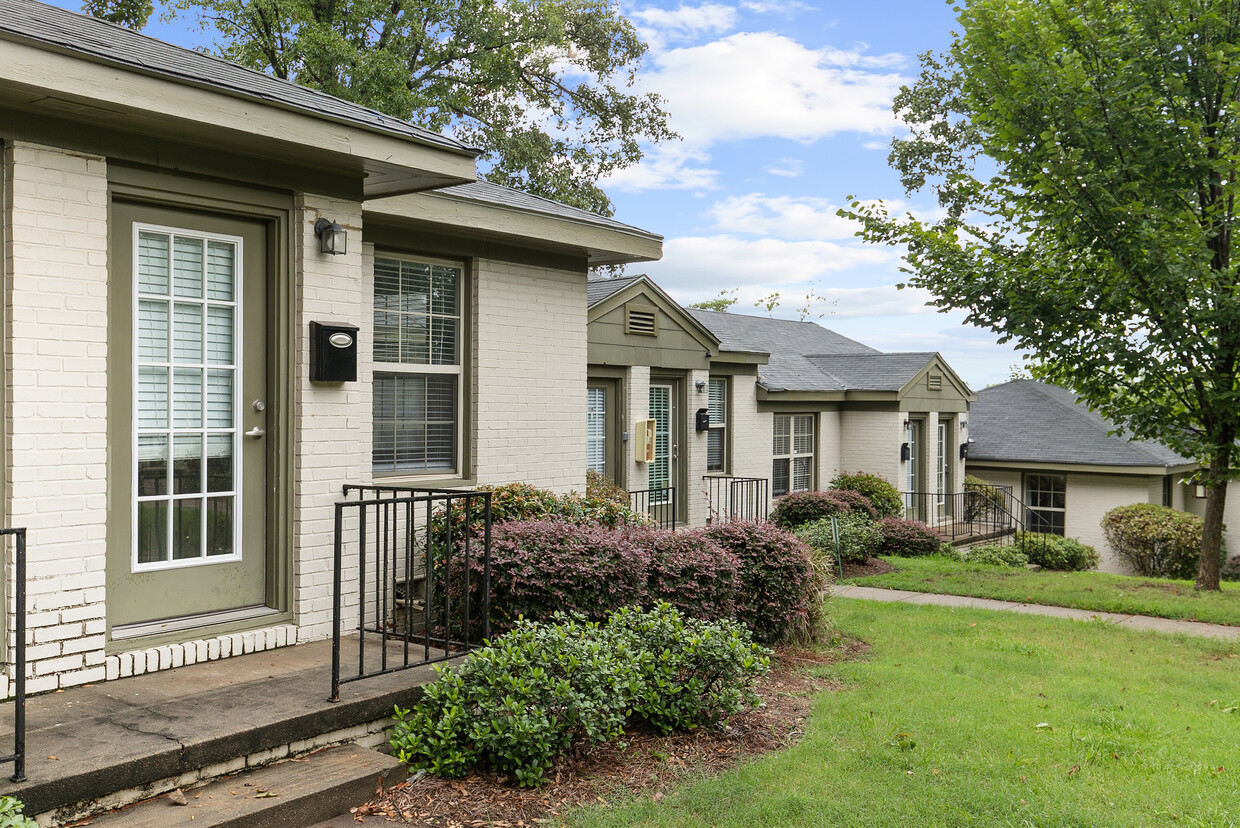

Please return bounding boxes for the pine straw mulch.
[347,641,869,827]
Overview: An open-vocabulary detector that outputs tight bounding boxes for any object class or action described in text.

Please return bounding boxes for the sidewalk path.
[832,584,1240,641]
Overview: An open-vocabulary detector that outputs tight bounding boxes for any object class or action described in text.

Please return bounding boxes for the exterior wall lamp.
[695,379,707,392]
[314,218,348,256]
[960,438,974,460]
[900,442,911,462]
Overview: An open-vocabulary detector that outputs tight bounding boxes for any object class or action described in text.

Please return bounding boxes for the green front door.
[107,202,270,634]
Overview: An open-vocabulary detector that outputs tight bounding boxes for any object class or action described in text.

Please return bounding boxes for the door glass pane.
[174,368,203,429]
[207,370,233,429]
[172,236,204,298]
[138,232,169,295]
[137,501,168,564]
[206,497,234,556]
[138,300,168,362]
[172,498,202,559]
[587,387,606,474]
[137,435,168,497]
[173,434,203,495]
[173,303,203,364]
[648,386,670,492]
[207,435,233,492]
[207,307,234,365]
[206,241,235,301]
[138,367,168,430]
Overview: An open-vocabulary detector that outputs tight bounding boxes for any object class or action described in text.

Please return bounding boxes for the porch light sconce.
[900,442,911,462]
[960,438,974,460]
[695,379,707,392]
[902,419,910,430]
[314,217,348,256]
[960,420,968,429]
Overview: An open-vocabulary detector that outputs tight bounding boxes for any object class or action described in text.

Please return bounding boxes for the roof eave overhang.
[966,458,1193,476]
[0,36,478,197]
[368,191,663,267]
[710,348,769,366]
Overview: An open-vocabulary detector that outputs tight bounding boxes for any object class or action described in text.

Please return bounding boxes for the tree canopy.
[845,0,1240,589]
[85,0,675,215]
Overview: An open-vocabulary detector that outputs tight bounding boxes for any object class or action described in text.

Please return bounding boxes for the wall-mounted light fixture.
[960,420,968,429]
[900,442,911,462]
[959,438,974,460]
[695,379,707,392]
[314,218,348,256]
[902,419,910,430]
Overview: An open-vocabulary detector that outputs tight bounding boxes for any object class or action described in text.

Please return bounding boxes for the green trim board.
[364,219,589,273]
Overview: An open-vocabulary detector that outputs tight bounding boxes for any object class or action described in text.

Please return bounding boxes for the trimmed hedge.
[633,526,741,622]
[701,520,822,645]
[876,517,942,557]
[795,513,882,565]
[1016,532,1099,571]
[390,607,771,786]
[1101,503,1223,580]
[964,543,1029,567]
[770,489,872,530]
[829,471,904,519]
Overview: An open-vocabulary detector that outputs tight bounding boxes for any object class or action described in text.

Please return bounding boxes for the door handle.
[245,427,266,439]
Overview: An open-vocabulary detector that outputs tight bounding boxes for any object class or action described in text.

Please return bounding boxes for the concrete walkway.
[832,584,1240,641]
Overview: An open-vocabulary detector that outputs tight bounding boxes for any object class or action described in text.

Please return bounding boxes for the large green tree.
[85,0,674,215]
[846,0,1240,589]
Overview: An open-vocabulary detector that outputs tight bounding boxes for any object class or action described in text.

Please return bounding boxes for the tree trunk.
[1197,457,1228,591]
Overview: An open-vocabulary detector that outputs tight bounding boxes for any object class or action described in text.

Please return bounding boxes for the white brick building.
[0,0,661,691]
[586,275,976,527]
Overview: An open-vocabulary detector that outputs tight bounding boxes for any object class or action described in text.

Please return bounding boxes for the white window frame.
[706,377,728,475]
[773,414,814,497]
[1024,472,1067,536]
[371,252,466,479]
[936,421,947,506]
[131,222,244,573]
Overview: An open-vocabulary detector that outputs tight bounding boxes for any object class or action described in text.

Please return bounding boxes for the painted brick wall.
[472,259,588,493]
[624,365,651,495]
[291,194,367,643]
[723,373,772,516]
[3,141,110,693]
[682,368,710,526]
[840,409,901,486]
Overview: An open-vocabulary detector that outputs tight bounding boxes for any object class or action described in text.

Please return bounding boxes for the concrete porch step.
[85,744,404,828]
[0,637,447,825]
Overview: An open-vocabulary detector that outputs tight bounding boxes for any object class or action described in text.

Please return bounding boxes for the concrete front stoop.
[0,637,446,826]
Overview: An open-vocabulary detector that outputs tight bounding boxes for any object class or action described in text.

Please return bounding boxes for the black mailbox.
[310,321,359,382]
[695,408,710,432]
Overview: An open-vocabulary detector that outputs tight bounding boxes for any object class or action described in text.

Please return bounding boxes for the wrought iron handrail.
[900,487,1054,556]
[1,528,26,782]
[703,476,769,523]
[629,487,677,530]
[331,486,491,702]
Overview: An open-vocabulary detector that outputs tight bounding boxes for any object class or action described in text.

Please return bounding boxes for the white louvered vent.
[626,307,657,335]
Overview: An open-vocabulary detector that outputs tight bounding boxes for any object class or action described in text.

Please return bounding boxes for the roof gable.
[588,276,719,354]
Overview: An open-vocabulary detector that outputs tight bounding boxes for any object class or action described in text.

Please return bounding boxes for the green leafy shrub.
[1016,532,1100,571]
[433,482,649,547]
[1222,555,1240,582]
[964,543,1029,567]
[482,519,649,630]
[962,474,1006,521]
[606,605,770,734]
[876,517,942,557]
[0,797,36,828]
[633,527,741,622]
[585,470,630,509]
[829,471,904,519]
[795,513,882,565]
[1101,503,1223,579]
[390,607,770,786]
[770,489,870,529]
[701,520,822,645]
[937,542,963,560]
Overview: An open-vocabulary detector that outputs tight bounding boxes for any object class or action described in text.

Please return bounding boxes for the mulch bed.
[839,557,896,580]
[346,645,864,826]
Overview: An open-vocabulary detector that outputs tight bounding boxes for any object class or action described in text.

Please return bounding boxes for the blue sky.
[46,0,1024,388]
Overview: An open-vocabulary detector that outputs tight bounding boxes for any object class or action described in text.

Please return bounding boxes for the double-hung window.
[372,255,463,475]
[773,414,814,497]
[1024,473,1066,535]
[706,378,727,474]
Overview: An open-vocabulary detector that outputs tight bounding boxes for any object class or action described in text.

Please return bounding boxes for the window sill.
[371,474,478,490]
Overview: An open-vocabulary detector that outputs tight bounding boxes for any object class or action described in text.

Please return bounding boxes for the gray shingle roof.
[805,353,939,392]
[0,0,475,155]
[586,274,644,306]
[969,380,1190,467]
[440,182,662,239]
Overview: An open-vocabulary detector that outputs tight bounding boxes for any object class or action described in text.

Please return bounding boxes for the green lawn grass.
[565,599,1240,828]
[844,556,1240,626]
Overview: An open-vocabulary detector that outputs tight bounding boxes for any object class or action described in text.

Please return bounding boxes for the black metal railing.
[629,487,677,530]
[331,486,491,702]
[901,486,1053,556]
[1,528,26,783]
[703,476,769,523]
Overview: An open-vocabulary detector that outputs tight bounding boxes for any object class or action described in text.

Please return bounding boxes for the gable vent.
[927,373,943,391]
[626,307,657,336]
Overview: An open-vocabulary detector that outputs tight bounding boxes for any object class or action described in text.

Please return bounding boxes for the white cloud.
[740,0,813,15]
[763,157,803,177]
[707,193,863,240]
[605,144,721,191]
[631,3,737,50]
[644,234,898,292]
[862,139,890,151]
[644,32,907,146]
